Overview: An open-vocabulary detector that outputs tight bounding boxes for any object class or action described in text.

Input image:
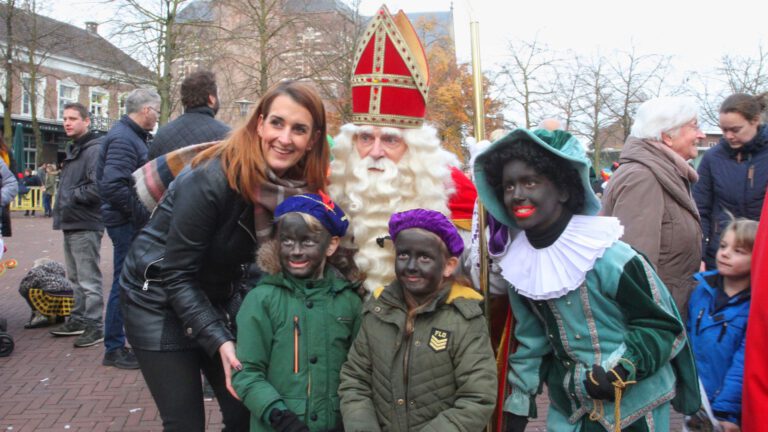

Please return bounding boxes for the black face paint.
[501,159,566,237]
[277,213,332,280]
[394,229,448,302]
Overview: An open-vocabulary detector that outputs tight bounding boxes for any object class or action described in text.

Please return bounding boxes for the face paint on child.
[278,213,333,280]
[502,159,567,236]
[394,228,449,302]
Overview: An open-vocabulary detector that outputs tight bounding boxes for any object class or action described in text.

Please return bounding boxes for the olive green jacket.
[339,282,497,432]
[233,268,362,432]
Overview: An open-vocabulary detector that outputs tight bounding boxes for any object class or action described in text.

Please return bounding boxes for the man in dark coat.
[96,88,160,369]
[50,103,108,354]
[147,70,230,160]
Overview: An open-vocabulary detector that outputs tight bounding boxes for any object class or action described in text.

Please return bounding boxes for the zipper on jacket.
[717,322,728,343]
[748,165,755,188]
[142,257,164,291]
[293,316,300,374]
[695,309,704,335]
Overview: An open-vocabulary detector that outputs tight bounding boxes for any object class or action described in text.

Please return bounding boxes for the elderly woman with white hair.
[602,96,705,318]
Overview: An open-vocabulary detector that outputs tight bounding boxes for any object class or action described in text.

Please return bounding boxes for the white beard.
[329,124,457,294]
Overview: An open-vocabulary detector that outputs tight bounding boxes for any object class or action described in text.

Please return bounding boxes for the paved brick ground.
[0,215,223,431]
[0,215,684,431]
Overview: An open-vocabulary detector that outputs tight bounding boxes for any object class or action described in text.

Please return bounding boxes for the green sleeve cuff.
[616,357,637,381]
[503,387,537,418]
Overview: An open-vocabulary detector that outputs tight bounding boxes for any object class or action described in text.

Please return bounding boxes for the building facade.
[0,5,152,170]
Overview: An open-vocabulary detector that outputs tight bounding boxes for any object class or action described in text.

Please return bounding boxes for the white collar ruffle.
[499,215,624,300]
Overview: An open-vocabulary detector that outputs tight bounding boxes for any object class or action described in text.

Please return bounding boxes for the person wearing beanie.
[232,193,362,432]
[474,128,700,431]
[338,208,497,432]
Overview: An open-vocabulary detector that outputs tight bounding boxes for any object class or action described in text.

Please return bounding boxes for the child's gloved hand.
[269,409,310,432]
[583,364,630,401]
[503,413,528,432]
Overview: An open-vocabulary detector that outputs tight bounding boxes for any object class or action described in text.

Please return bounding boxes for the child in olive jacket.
[339,209,497,432]
[233,194,362,432]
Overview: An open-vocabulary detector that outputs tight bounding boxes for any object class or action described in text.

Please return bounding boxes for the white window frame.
[57,79,80,120]
[21,73,46,118]
[89,87,110,118]
[118,92,129,116]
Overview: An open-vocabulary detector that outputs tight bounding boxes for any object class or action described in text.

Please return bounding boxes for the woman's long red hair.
[192,80,329,202]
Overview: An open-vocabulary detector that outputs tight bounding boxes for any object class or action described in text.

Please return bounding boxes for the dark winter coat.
[53,131,104,231]
[232,268,362,432]
[339,282,497,432]
[120,158,259,356]
[96,115,151,228]
[693,125,768,268]
[687,270,749,424]
[147,106,230,160]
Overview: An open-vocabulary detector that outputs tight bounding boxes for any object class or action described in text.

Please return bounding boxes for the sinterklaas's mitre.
[351,5,430,129]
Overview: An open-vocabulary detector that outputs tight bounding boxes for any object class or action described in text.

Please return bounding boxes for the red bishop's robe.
[742,189,768,431]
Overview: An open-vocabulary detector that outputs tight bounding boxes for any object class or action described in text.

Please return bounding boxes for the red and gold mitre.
[351,5,429,128]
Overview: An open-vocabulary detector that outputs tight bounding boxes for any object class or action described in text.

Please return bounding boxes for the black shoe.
[73,326,103,347]
[50,320,86,336]
[103,347,140,369]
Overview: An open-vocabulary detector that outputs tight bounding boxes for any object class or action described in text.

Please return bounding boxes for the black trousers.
[134,348,249,432]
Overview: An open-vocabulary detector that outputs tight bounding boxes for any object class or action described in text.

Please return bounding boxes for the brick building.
[175,0,454,131]
[0,4,152,169]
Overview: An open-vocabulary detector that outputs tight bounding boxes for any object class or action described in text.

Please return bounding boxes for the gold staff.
[470,20,490,333]
[470,19,496,432]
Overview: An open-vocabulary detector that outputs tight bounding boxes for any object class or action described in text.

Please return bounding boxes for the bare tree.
[495,37,558,129]
[293,1,365,130]
[604,47,670,143]
[216,0,307,99]
[571,53,614,170]
[544,55,584,132]
[0,0,16,151]
[14,0,70,165]
[110,0,190,124]
[691,45,768,125]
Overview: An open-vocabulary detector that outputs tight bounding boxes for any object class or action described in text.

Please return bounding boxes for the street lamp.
[235,99,254,118]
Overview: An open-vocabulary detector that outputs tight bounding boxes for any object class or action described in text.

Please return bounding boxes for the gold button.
[397,399,405,405]
[414,340,421,346]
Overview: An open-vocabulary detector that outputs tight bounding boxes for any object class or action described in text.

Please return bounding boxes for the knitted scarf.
[133,142,216,211]
[133,141,310,243]
[252,170,309,243]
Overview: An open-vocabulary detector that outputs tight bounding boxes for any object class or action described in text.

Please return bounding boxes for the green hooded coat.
[233,268,362,432]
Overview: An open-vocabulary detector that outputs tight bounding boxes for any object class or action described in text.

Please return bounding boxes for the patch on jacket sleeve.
[429,328,451,352]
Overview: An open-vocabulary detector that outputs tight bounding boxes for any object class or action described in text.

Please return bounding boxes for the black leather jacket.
[120,158,258,356]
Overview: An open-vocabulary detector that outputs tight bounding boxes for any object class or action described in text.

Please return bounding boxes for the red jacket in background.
[742,189,768,431]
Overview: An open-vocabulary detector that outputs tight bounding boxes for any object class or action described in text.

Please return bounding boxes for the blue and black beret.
[274,193,349,237]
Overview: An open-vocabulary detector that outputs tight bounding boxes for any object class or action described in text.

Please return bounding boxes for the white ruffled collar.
[499,215,624,300]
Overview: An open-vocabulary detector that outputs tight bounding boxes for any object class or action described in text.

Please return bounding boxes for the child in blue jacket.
[688,218,758,432]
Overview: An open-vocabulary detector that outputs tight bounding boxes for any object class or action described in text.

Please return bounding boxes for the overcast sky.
[47,0,766,97]
[48,0,767,72]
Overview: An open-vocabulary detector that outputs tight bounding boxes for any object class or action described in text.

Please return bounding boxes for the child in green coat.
[233,193,362,432]
[338,209,497,432]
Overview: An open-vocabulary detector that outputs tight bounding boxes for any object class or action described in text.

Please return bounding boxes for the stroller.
[0,317,13,357]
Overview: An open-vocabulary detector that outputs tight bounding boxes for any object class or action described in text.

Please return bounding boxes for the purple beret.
[274,193,349,237]
[388,209,464,257]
